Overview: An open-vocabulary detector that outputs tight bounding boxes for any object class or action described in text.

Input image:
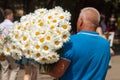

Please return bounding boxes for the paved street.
[106,55,120,80]
[0,55,120,80]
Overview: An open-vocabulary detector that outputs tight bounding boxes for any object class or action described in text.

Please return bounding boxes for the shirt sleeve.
[61,39,73,62]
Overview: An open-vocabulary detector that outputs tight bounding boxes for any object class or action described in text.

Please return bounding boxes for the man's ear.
[77,18,83,32]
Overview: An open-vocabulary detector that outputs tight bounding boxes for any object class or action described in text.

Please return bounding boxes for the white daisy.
[10,31,22,42]
[64,10,71,21]
[55,27,63,37]
[38,36,45,44]
[20,32,30,44]
[3,44,12,56]
[54,6,64,12]
[10,42,18,51]
[50,18,60,25]
[53,37,63,50]
[60,21,71,31]
[32,29,41,38]
[32,41,41,51]
[39,56,48,64]
[34,8,48,16]
[13,22,22,31]
[44,32,53,42]
[46,52,59,64]
[48,24,58,31]
[12,49,22,60]
[62,31,70,42]
[41,42,52,54]
[21,41,31,51]
[32,50,42,62]
[24,49,33,58]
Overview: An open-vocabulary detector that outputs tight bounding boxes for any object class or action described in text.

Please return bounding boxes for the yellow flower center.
[42,57,47,61]
[36,53,41,57]
[52,19,57,23]
[48,56,52,59]
[15,34,19,39]
[60,16,64,19]
[46,36,51,40]
[57,31,61,35]
[43,45,48,50]
[38,19,41,23]
[52,55,56,58]
[23,36,27,41]
[50,26,55,30]
[17,26,21,30]
[24,27,27,31]
[39,38,44,43]
[39,22,44,26]
[55,41,60,45]
[62,24,67,29]
[15,53,18,57]
[26,23,29,26]
[41,30,46,34]
[32,21,35,24]
[40,11,44,14]
[12,46,16,49]
[48,16,52,19]
[63,35,67,39]
[35,45,40,49]
[27,50,30,54]
[6,47,10,52]
[25,43,29,48]
[35,32,40,36]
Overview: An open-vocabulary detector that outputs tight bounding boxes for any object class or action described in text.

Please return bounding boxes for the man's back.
[0,19,13,36]
[61,30,110,80]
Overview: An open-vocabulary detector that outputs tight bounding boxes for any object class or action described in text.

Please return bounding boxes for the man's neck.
[79,26,96,32]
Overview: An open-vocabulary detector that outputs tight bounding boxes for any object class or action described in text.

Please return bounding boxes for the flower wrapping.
[3,6,71,64]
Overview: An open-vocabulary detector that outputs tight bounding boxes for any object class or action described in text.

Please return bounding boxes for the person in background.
[100,14,107,34]
[47,7,110,80]
[96,14,107,37]
[23,59,38,80]
[0,9,20,80]
[107,14,117,32]
[96,14,115,69]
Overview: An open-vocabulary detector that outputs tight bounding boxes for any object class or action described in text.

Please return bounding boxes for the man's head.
[4,9,14,21]
[77,7,100,32]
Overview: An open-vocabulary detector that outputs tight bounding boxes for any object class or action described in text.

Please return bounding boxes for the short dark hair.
[4,9,13,18]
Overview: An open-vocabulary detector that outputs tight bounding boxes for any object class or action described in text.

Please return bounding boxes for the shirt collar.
[4,19,12,22]
[77,30,99,36]
[4,19,13,25]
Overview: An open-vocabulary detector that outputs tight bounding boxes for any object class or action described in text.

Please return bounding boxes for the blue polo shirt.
[60,30,110,80]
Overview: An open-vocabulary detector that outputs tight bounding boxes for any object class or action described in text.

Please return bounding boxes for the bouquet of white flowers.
[3,6,71,64]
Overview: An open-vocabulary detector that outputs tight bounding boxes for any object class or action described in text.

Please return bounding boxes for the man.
[0,9,20,80]
[48,7,110,80]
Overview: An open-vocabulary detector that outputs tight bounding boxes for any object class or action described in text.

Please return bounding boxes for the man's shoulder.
[4,19,13,25]
[70,34,78,39]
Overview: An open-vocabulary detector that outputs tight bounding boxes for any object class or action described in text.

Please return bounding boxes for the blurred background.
[0,0,120,32]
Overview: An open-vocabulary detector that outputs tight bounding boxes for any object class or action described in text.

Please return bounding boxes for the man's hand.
[0,53,6,61]
[48,58,70,78]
